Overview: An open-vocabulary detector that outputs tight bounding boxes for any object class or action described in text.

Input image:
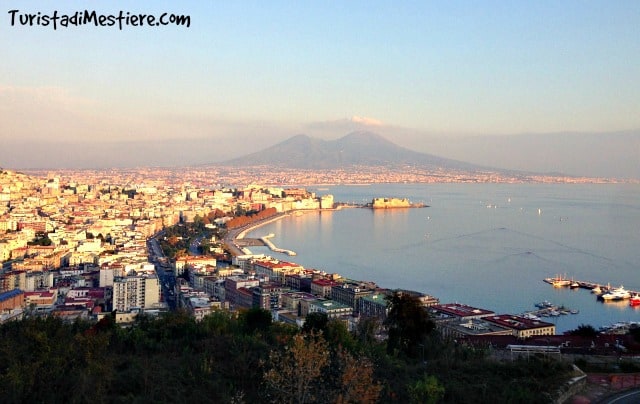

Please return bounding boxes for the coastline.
[223,212,291,256]
[224,208,341,257]
[236,213,291,240]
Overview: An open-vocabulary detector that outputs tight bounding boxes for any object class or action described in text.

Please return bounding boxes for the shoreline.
[236,213,291,240]
[224,213,290,256]
[225,208,341,257]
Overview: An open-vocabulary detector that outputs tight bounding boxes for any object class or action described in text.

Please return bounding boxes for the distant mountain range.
[220,131,492,172]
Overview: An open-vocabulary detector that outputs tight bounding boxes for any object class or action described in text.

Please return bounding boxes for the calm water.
[247,183,640,332]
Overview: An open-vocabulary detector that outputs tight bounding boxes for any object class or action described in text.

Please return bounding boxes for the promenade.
[223,213,290,257]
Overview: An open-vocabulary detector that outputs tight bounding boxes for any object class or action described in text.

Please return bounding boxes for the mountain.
[220,131,490,171]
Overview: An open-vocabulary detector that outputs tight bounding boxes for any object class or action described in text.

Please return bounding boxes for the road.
[147,235,177,310]
[601,388,640,404]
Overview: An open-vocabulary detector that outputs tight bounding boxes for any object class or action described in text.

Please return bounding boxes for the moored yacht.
[601,286,631,301]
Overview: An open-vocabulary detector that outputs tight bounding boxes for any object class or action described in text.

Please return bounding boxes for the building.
[24,290,57,309]
[482,315,556,339]
[311,278,341,298]
[0,288,24,311]
[281,291,317,315]
[252,259,304,284]
[430,303,495,323]
[308,299,353,319]
[320,195,334,209]
[224,276,259,308]
[358,292,389,319]
[439,318,514,339]
[112,274,160,312]
[330,282,376,312]
[252,282,289,310]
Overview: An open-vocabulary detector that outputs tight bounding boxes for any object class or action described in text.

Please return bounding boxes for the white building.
[113,274,160,312]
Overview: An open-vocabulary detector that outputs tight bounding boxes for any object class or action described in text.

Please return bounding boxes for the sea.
[246,183,640,333]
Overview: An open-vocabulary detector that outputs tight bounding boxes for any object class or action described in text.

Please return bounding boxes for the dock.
[233,234,297,256]
[543,277,640,298]
[260,233,297,256]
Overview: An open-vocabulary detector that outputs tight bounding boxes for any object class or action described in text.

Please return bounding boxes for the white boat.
[552,277,571,288]
[591,285,602,295]
[601,286,631,301]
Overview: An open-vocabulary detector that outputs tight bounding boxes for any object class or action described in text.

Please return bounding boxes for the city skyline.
[2,1,639,176]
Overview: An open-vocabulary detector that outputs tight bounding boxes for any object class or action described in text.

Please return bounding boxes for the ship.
[369,197,426,209]
[551,275,571,288]
[600,285,631,301]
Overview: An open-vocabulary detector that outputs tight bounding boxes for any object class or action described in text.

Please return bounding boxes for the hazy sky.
[1,1,639,171]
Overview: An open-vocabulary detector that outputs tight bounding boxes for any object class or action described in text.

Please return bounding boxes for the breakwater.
[260,233,297,256]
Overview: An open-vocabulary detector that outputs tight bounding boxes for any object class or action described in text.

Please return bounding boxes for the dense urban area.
[1,166,639,403]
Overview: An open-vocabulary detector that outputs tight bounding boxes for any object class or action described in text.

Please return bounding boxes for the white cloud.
[350,115,383,126]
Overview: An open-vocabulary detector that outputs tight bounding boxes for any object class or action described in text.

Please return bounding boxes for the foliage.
[263,332,330,404]
[384,291,435,357]
[408,374,445,404]
[239,307,273,335]
[263,332,381,404]
[27,234,52,246]
[0,307,577,403]
[302,312,328,334]
[567,324,598,337]
[226,207,278,230]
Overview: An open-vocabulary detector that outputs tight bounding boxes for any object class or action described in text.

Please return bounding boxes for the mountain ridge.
[220,131,493,172]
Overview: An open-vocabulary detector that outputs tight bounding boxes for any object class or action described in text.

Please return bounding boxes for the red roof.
[432,303,494,318]
[484,314,554,330]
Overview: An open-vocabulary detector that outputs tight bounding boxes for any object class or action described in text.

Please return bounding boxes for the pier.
[260,233,297,256]
[521,301,579,319]
[543,277,640,298]
[233,234,297,256]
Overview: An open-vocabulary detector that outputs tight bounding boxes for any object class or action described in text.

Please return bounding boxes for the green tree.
[240,307,273,334]
[567,324,598,337]
[408,374,445,404]
[302,312,328,335]
[384,292,435,357]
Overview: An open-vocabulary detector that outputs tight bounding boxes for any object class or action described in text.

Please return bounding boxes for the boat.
[551,275,571,288]
[591,285,602,295]
[570,280,580,289]
[535,300,553,309]
[630,294,640,307]
[600,285,631,301]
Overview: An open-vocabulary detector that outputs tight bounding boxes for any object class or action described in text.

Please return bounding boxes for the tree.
[567,324,598,337]
[384,292,435,357]
[302,312,328,335]
[333,348,381,404]
[408,374,445,404]
[263,333,329,404]
[240,307,272,334]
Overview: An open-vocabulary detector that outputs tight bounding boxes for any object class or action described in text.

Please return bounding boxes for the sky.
[1,1,639,175]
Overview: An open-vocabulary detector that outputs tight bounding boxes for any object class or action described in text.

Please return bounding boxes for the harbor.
[521,300,579,320]
[543,277,640,304]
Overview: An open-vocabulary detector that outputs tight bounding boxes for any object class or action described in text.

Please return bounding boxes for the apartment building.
[112,274,160,312]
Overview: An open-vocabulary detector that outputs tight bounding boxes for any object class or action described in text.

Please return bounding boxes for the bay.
[247,183,640,332]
